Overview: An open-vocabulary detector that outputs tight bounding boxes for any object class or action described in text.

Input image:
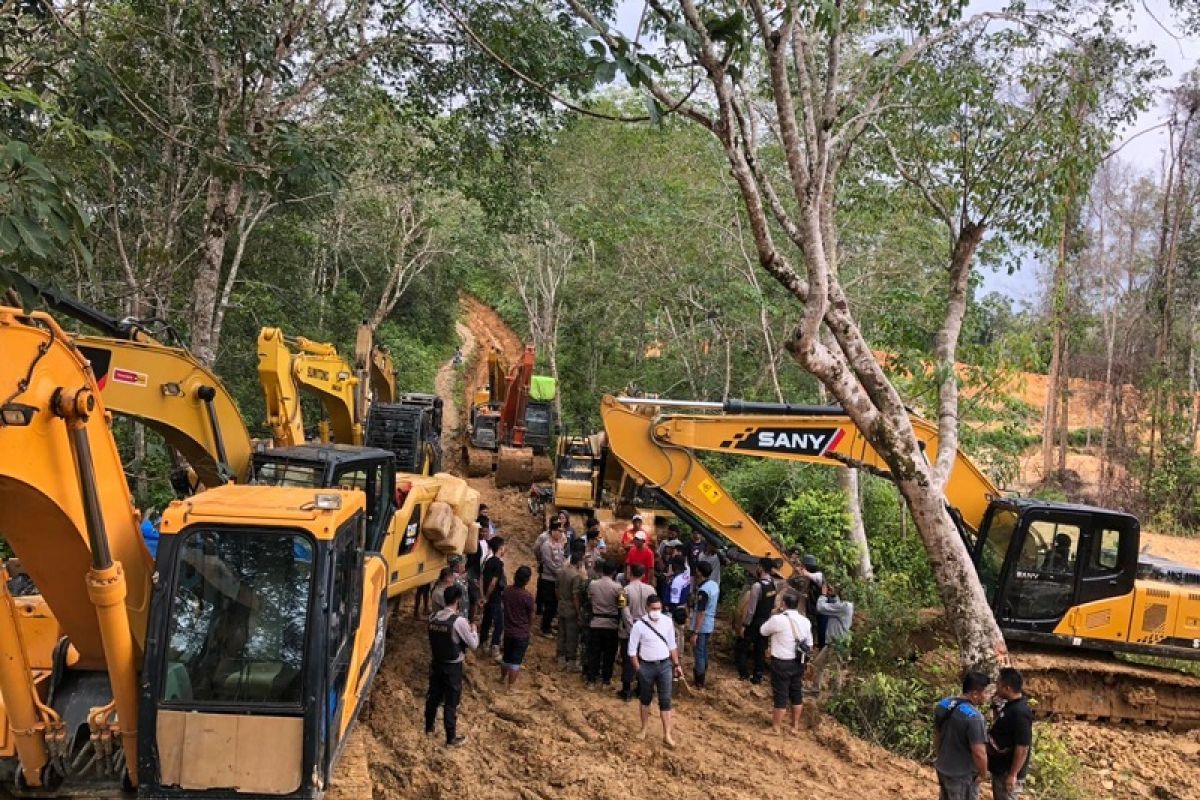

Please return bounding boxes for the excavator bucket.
[494,445,535,487]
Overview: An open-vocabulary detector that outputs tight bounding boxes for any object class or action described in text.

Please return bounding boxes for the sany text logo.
[728,427,845,457]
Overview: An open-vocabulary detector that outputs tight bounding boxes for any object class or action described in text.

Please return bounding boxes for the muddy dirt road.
[341,296,1200,800]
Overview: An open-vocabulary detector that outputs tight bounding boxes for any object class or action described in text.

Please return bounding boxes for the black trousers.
[619,637,640,692]
[538,578,558,634]
[424,660,464,743]
[734,630,769,680]
[586,627,618,683]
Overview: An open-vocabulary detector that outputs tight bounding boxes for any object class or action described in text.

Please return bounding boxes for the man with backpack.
[759,593,813,733]
[934,671,992,800]
[424,585,478,747]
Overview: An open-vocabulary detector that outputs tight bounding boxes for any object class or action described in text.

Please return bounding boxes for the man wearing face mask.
[627,594,682,747]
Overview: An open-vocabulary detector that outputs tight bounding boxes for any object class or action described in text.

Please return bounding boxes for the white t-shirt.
[759,609,813,660]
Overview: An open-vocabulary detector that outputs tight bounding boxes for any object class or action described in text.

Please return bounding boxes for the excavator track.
[1011,650,1200,730]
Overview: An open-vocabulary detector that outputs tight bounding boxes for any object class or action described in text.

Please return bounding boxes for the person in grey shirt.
[698,542,724,586]
[934,671,992,800]
[537,521,567,636]
[808,581,854,696]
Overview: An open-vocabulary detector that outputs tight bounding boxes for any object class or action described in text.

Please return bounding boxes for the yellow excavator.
[0,306,390,797]
[25,280,252,489]
[259,326,442,475]
[599,394,1200,728]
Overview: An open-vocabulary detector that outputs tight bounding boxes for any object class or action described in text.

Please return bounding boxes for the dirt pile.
[1052,722,1200,799]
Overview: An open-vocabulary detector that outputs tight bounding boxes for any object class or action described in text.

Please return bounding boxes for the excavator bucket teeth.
[463,445,494,477]
[494,446,534,487]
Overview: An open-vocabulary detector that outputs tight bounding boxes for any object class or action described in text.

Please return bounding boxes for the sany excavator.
[0,306,388,797]
[463,344,556,486]
[599,394,1200,729]
[259,326,442,475]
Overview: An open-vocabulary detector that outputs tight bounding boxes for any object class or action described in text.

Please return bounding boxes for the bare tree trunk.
[839,466,874,581]
[190,174,243,366]
[1058,336,1069,473]
[1042,209,1069,482]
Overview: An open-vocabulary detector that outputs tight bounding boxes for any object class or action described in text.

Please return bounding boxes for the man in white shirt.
[627,594,682,746]
[759,593,813,734]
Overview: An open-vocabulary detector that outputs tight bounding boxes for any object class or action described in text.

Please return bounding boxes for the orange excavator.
[463,344,555,485]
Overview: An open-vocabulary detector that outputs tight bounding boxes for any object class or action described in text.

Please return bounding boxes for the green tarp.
[530,375,557,401]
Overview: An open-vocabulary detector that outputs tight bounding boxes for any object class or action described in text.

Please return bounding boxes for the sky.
[611,1,1198,306]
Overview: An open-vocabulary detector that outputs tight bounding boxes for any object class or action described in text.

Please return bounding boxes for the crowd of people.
[420,504,1034,799]
[421,505,856,747]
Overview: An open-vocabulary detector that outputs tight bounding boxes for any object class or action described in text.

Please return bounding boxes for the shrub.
[825,669,944,760]
[1026,724,1080,800]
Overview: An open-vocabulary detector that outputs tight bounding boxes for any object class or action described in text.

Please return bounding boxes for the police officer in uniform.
[736,557,779,684]
[424,585,479,747]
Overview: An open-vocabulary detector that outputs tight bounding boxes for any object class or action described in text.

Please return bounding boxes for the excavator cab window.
[331,461,393,552]
[977,508,1018,605]
[163,529,313,705]
[255,460,321,487]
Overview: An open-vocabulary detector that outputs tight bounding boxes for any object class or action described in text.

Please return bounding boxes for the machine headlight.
[0,403,36,426]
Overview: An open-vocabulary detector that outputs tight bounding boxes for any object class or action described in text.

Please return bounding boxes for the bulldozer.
[462,344,555,486]
[598,394,1200,728]
[0,306,402,796]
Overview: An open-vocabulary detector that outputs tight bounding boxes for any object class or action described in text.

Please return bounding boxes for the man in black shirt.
[479,537,507,659]
[988,667,1033,799]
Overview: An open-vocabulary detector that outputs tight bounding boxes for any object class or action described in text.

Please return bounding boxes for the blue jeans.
[693,632,711,678]
[637,658,674,711]
[480,599,504,647]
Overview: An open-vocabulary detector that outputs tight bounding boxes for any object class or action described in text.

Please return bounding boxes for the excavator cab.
[251,446,397,552]
[973,499,1143,647]
[139,487,387,797]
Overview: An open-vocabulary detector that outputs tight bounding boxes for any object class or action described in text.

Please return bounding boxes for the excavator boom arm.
[0,308,154,665]
[600,395,1002,578]
[75,336,253,485]
[258,327,307,446]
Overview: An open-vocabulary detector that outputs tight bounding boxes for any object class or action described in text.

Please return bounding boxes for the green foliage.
[825,669,945,761]
[774,487,853,567]
[1026,725,1081,800]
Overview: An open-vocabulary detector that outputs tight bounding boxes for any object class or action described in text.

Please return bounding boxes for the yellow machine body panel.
[1052,581,1200,650]
[74,335,253,485]
[0,308,153,667]
[158,484,366,541]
